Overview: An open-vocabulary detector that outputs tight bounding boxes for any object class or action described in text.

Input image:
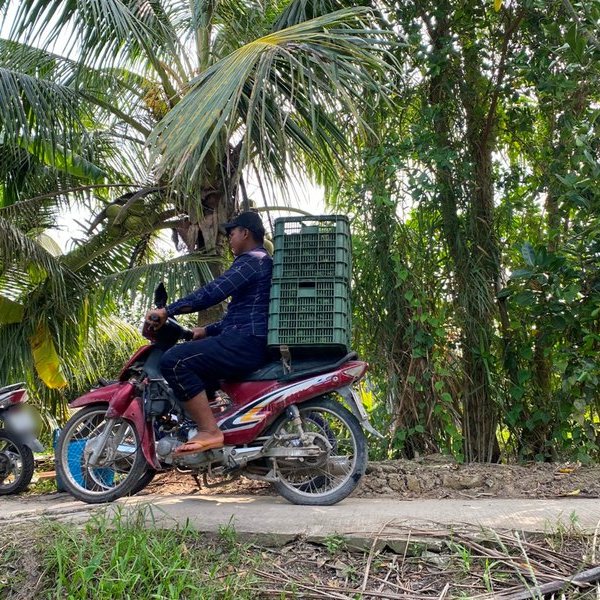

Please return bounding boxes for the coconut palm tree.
[0,0,394,406]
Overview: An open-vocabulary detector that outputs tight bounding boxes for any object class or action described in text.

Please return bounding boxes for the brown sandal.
[173,438,224,456]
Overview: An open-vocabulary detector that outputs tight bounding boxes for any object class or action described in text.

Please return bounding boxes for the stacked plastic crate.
[267,216,352,356]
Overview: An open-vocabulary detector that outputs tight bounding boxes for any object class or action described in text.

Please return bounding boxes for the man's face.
[228,226,247,255]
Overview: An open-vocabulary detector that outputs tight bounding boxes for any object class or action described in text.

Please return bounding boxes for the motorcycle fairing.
[119,396,160,469]
[218,364,362,445]
[70,381,134,408]
[69,383,159,469]
[118,345,153,380]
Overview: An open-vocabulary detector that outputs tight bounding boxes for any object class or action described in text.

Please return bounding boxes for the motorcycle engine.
[156,434,181,458]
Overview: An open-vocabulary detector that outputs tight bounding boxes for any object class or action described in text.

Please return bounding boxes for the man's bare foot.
[189,430,224,445]
[174,430,224,455]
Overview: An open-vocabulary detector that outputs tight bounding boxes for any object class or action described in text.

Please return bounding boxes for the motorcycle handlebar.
[180,326,194,341]
[164,317,194,342]
[143,315,193,343]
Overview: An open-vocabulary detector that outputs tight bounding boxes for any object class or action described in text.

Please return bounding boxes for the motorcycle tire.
[0,429,35,495]
[267,395,367,506]
[56,404,149,504]
[128,468,157,496]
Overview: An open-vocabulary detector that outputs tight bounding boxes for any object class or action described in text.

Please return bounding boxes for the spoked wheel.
[268,396,367,506]
[0,429,35,495]
[56,405,150,504]
[128,468,157,496]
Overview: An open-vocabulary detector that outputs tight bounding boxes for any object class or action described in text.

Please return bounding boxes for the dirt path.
[133,458,600,500]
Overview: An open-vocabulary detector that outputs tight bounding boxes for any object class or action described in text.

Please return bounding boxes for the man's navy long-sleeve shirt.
[165,247,273,338]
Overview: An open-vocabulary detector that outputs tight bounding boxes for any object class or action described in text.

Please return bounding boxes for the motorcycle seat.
[240,351,358,383]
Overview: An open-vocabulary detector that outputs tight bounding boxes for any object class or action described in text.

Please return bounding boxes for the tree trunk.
[427,12,501,462]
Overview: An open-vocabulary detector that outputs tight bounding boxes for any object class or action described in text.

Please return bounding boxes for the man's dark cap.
[222,211,265,237]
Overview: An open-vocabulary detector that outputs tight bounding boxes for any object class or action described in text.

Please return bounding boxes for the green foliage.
[500,211,600,461]
[1,0,598,462]
[0,0,396,420]
[336,0,600,463]
[38,508,260,599]
[323,533,348,554]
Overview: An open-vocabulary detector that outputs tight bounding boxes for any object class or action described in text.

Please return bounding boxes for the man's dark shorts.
[159,330,268,401]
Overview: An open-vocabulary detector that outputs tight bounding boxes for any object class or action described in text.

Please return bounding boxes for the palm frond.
[9,0,186,96]
[0,38,153,206]
[0,64,87,146]
[0,216,69,285]
[273,0,356,29]
[99,252,217,310]
[148,8,394,191]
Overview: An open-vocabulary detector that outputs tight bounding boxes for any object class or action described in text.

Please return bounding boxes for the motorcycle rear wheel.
[267,396,367,506]
[56,404,150,504]
[0,429,35,495]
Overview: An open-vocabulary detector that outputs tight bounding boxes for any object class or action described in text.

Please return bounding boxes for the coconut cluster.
[104,202,155,234]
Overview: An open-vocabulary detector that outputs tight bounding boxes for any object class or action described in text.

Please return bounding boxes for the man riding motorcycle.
[145,211,272,456]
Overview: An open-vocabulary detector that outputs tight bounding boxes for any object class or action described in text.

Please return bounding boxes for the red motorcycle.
[0,383,43,494]
[56,285,381,505]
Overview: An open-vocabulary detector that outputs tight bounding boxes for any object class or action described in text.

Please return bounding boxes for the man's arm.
[164,254,258,318]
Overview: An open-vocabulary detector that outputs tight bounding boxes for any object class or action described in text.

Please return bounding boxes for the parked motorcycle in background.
[0,383,43,494]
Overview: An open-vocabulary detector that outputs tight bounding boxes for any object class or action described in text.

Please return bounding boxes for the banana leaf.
[30,324,68,389]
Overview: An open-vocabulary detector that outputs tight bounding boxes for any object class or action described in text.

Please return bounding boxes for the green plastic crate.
[272,216,351,281]
[268,278,351,352]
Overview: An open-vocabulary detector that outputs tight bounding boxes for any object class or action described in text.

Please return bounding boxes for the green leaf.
[519,346,533,360]
[509,385,525,401]
[0,296,24,325]
[19,139,107,182]
[30,324,67,389]
[555,173,578,187]
[512,290,535,306]
[521,242,536,267]
[510,269,533,280]
[551,315,567,330]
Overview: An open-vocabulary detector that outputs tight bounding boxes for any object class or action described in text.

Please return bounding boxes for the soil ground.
[130,457,600,500]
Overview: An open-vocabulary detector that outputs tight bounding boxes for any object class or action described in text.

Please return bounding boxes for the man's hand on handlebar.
[192,327,207,340]
[145,308,168,330]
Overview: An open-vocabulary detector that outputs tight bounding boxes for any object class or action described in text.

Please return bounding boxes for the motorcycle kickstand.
[192,472,202,489]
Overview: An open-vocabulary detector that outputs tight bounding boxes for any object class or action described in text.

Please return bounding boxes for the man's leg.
[160,333,267,453]
[160,339,225,452]
[180,390,224,448]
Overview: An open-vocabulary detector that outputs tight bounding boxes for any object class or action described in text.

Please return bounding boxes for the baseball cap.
[222,211,265,238]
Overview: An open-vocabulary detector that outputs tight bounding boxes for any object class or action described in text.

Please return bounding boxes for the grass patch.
[48,508,261,599]
[26,477,58,496]
[2,507,261,600]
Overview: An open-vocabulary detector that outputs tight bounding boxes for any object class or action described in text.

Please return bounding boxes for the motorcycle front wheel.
[56,404,150,504]
[267,396,367,506]
[0,429,35,495]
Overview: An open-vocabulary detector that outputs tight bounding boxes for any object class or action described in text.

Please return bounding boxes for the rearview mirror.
[154,282,168,308]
